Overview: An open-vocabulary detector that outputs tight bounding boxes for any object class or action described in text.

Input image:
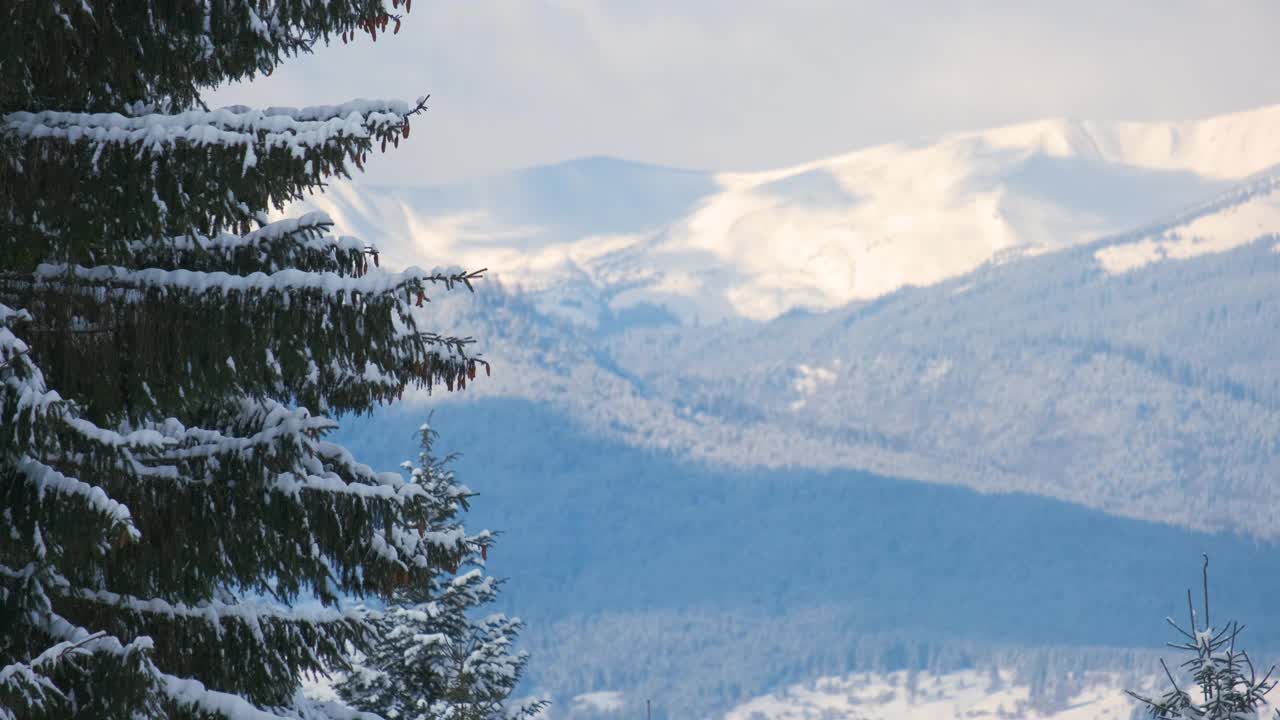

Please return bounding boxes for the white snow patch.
[1095,237,1165,274]
[1096,187,1280,274]
[300,674,341,703]
[921,357,952,385]
[790,363,839,411]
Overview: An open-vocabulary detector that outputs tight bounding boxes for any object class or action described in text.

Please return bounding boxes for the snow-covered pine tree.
[337,423,544,720]
[1,2,488,718]
[1126,557,1278,720]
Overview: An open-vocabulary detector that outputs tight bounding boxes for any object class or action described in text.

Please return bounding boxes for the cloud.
[207,1,1280,185]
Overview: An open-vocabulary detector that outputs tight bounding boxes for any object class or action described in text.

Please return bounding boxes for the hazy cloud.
[209,1,1280,185]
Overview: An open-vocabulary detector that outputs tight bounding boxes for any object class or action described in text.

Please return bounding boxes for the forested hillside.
[361,228,1280,540]
[335,397,1280,718]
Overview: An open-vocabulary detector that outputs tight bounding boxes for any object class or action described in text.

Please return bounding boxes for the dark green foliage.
[1,2,491,718]
[1,1,397,113]
[0,100,423,269]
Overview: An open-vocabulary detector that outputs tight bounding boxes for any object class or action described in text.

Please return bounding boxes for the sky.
[209,1,1280,186]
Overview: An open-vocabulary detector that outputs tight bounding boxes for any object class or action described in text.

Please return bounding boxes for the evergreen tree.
[337,423,545,720]
[1,2,492,717]
[1126,557,1277,720]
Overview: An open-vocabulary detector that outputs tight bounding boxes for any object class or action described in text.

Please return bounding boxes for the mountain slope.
[334,398,1280,720]
[321,106,1280,718]
[388,221,1280,539]
[298,104,1280,324]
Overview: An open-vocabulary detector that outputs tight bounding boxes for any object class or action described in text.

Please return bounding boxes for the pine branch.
[1,98,427,257]
[0,346,30,372]
[13,456,139,539]
[6,263,481,298]
[1,1,414,113]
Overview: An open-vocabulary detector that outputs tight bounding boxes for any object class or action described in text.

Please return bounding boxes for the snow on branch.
[61,399,422,506]
[160,671,384,720]
[62,417,174,452]
[83,398,434,511]
[270,470,422,503]
[113,211,398,290]
[3,98,424,160]
[149,400,336,459]
[131,212,362,255]
[31,609,377,719]
[0,326,60,413]
[313,442,406,490]
[161,672,297,720]
[41,612,155,662]
[0,562,36,582]
[0,304,31,326]
[65,586,370,634]
[0,625,141,720]
[15,456,139,539]
[28,263,482,298]
[48,398,428,510]
[0,660,61,720]
[0,305,55,405]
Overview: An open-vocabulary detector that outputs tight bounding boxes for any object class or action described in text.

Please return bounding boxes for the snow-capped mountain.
[326,105,1280,720]
[301,104,1280,325]
[320,103,1280,541]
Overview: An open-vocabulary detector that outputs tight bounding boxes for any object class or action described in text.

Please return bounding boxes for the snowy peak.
[1085,104,1280,179]
[954,103,1280,179]
[295,104,1280,324]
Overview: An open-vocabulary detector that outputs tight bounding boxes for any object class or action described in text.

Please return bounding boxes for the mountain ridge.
[298,103,1280,325]
[313,102,1280,538]
[386,228,1280,539]
[322,104,1280,718]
